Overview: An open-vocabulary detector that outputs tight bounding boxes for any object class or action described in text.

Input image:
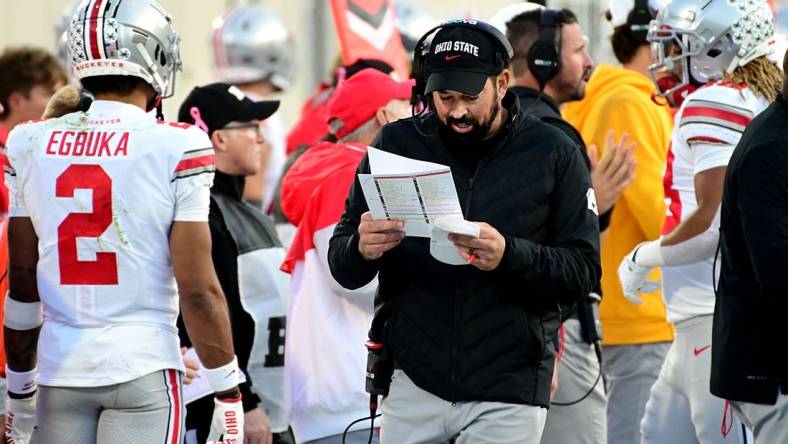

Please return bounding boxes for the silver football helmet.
[648,0,774,102]
[210,5,294,90]
[394,1,437,53]
[67,0,182,98]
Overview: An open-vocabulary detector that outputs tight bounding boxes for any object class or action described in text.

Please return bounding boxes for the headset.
[410,19,514,109]
[527,8,562,89]
[627,0,652,42]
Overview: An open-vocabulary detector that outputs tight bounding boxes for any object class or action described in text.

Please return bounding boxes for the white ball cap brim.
[489,2,545,35]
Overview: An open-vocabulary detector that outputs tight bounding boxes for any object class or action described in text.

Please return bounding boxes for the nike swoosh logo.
[445,55,462,61]
[693,345,711,356]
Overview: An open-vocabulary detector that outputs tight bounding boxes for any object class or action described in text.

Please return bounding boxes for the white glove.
[5,394,37,444]
[618,243,661,304]
[206,395,244,444]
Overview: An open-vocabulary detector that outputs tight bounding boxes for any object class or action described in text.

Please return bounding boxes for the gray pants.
[732,393,788,443]
[303,429,379,444]
[36,370,184,444]
[540,320,607,444]
[603,342,670,444]
[380,369,547,444]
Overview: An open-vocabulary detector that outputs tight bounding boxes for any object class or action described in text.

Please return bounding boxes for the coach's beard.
[438,101,500,146]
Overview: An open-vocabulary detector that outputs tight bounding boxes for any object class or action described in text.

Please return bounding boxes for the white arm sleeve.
[692,142,735,174]
[173,172,213,222]
[660,228,720,266]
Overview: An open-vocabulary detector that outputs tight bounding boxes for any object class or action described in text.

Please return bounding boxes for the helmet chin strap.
[655,74,697,108]
[146,95,163,120]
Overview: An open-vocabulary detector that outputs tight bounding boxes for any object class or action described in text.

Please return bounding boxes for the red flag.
[330,0,410,80]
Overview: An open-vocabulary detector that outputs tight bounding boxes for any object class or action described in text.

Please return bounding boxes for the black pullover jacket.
[328,91,601,407]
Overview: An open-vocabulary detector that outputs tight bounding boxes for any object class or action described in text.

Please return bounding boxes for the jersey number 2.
[56,164,118,285]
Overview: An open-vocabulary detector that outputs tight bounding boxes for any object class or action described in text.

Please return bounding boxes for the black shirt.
[712,95,788,404]
[512,86,612,231]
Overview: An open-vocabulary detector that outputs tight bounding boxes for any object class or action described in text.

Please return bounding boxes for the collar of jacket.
[510,86,561,119]
[212,170,246,201]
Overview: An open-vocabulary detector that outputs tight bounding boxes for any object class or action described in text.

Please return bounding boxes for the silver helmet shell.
[394,1,437,53]
[648,0,774,100]
[67,0,182,98]
[210,5,294,90]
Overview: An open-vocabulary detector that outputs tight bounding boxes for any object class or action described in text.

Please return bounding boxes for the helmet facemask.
[646,0,777,107]
[67,0,182,100]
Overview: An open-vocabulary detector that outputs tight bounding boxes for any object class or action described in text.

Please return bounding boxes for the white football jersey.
[661,82,768,323]
[4,100,214,387]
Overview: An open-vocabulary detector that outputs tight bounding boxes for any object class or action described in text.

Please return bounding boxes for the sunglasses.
[221,122,263,136]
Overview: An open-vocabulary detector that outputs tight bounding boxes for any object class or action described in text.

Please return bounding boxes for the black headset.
[627,0,652,42]
[410,19,514,108]
[527,8,562,88]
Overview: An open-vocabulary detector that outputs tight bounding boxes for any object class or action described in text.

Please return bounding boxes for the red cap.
[327,68,414,139]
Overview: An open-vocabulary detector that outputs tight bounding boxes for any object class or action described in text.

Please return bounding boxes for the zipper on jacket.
[450,166,481,403]
[451,268,460,403]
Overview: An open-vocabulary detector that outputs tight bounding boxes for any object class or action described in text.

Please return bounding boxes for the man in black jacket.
[177,83,293,444]
[711,53,788,443]
[504,9,634,444]
[328,22,600,443]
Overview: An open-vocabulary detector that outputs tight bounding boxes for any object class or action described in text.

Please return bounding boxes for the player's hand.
[588,131,636,214]
[181,347,199,385]
[618,243,661,304]
[243,408,272,444]
[448,222,506,271]
[357,212,405,261]
[5,394,37,444]
[207,393,244,444]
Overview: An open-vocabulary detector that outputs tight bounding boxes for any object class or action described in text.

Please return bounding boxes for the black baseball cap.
[177,83,280,135]
[425,26,506,96]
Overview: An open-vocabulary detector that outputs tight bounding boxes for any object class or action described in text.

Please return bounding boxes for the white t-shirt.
[5,100,214,386]
[661,82,768,323]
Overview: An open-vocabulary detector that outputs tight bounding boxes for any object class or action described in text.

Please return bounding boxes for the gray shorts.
[603,341,670,444]
[540,319,607,444]
[381,369,547,444]
[35,369,184,444]
[732,393,788,444]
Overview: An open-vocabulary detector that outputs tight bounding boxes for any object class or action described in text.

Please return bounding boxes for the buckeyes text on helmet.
[66,0,182,98]
[647,0,775,100]
[210,5,294,91]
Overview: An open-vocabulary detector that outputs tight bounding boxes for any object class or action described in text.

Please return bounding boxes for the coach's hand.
[449,222,506,271]
[588,131,636,214]
[207,392,244,444]
[244,408,272,444]
[357,212,405,261]
[5,394,36,444]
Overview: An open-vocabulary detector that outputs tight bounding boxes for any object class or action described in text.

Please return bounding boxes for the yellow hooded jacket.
[563,64,674,345]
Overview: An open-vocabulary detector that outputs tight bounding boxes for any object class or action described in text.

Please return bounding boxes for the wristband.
[6,366,37,396]
[4,293,43,331]
[203,356,240,393]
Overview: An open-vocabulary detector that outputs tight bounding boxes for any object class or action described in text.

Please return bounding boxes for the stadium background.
[2,0,787,123]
